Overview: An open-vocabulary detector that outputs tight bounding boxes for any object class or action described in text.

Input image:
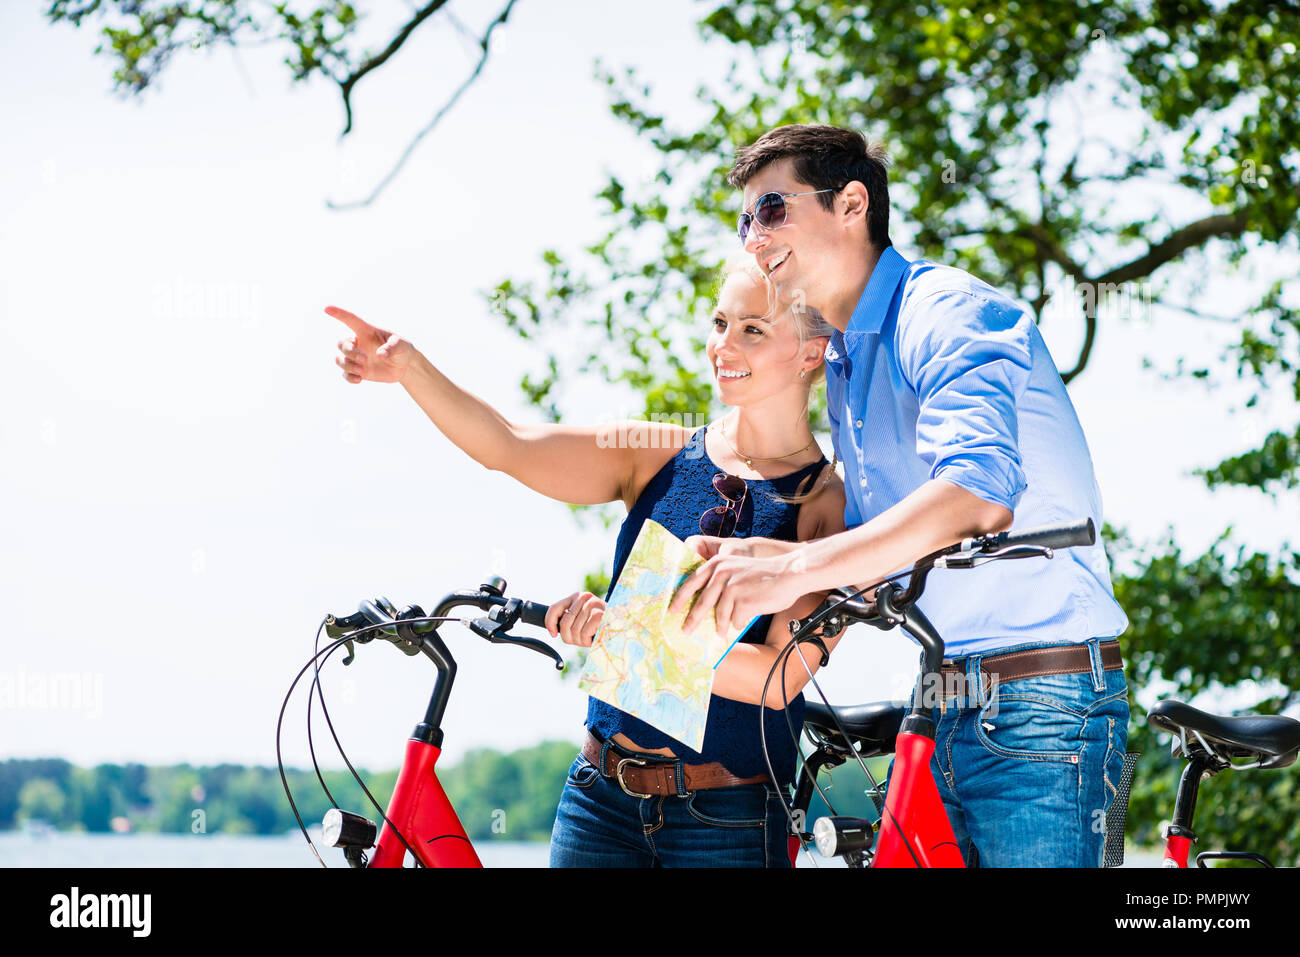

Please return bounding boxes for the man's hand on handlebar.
[546,591,607,648]
[326,305,415,385]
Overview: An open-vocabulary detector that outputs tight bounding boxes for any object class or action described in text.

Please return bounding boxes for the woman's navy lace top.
[586,426,826,789]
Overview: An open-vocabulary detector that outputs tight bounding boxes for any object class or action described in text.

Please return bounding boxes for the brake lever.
[325,613,375,666]
[467,617,565,670]
[510,634,566,670]
[934,544,1053,569]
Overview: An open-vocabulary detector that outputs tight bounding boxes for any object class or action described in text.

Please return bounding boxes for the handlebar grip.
[517,600,551,629]
[996,518,1096,550]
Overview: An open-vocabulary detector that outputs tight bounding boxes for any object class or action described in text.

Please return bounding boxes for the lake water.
[1,831,835,867]
[0,831,551,868]
[0,831,1165,867]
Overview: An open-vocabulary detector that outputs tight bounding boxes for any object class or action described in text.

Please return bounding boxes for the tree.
[0,758,72,827]
[45,0,521,207]
[17,777,67,825]
[488,0,1300,859]
[66,766,113,832]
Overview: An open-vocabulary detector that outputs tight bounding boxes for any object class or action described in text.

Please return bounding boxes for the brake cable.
[308,627,340,810]
[760,562,941,868]
[760,565,918,819]
[277,624,361,868]
[762,635,894,865]
[757,635,827,867]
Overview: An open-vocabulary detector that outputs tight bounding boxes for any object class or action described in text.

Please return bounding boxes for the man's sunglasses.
[737,188,837,242]
[699,473,748,538]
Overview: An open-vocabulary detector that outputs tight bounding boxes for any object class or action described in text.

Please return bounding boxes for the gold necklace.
[719,417,816,469]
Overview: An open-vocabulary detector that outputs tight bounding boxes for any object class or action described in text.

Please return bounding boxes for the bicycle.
[283,521,1300,868]
[277,577,563,867]
[284,516,1105,868]
[784,519,1300,868]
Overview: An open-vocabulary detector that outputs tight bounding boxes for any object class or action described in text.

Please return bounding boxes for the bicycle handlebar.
[324,578,563,670]
[963,517,1095,552]
[786,516,1100,727]
[792,516,1099,640]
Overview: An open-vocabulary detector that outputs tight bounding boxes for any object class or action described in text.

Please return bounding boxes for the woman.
[327,261,846,867]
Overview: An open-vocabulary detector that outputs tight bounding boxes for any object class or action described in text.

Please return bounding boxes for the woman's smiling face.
[707,268,819,405]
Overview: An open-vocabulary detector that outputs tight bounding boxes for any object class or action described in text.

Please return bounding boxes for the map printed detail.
[578,519,755,751]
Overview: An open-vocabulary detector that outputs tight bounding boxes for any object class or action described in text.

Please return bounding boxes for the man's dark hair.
[728,125,892,249]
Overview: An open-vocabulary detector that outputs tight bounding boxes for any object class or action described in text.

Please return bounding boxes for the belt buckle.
[615,757,653,799]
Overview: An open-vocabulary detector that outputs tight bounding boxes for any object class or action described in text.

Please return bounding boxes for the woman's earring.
[799,369,807,379]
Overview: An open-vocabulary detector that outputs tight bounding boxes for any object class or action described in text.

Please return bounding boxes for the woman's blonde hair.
[713,256,839,505]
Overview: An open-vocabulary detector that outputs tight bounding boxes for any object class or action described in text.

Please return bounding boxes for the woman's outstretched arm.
[327,305,689,507]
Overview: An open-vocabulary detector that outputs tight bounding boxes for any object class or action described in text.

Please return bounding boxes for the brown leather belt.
[940,639,1124,685]
[582,731,767,798]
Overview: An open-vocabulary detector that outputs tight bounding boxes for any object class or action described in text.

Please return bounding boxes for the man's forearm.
[783,478,1012,594]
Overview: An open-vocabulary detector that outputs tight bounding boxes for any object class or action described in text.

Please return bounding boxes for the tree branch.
[337,0,454,137]
[327,0,520,211]
[1156,300,1240,324]
[1096,211,1250,285]
[1033,211,1249,382]
[1059,305,1097,385]
[983,196,1089,284]
[1014,221,1089,284]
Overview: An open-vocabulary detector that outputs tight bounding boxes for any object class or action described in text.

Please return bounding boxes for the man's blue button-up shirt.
[824,246,1128,654]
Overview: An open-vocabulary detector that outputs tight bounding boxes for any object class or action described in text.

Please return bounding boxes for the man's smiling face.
[740,157,845,310]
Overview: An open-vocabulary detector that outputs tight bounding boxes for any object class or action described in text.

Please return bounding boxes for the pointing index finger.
[325,305,369,336]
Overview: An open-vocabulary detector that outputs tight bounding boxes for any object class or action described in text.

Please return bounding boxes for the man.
[672,124,1130,867]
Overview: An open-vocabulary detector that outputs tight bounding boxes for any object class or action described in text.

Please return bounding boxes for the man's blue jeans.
[548,751,792,868]
[909,636,1130,867]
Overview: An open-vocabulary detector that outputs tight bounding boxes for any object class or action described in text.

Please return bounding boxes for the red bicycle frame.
[369,738,481,868]
[1162,832,1192,868]
[870,730,965,867]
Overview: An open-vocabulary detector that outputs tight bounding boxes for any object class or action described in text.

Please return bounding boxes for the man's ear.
[839,181,869,229]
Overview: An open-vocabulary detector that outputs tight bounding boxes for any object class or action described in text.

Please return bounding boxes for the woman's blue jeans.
[906,636,1131,867]
[548,751,792,868]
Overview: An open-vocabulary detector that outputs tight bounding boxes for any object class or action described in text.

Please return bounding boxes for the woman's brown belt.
[582,731,768,798]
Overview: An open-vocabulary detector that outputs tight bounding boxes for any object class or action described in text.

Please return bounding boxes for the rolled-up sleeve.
[896,290,1031,513]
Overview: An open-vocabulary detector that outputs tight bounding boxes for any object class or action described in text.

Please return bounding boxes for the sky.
[1,0,1296,774]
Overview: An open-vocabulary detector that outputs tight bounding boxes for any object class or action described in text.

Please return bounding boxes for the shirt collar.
[846,245,910,336]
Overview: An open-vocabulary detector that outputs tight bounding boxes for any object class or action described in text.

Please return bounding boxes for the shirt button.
[859,477,868,487]
[855,419,863,429]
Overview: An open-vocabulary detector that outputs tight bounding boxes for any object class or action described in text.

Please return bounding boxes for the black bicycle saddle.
[1147,699,1300,769]
[803,700,906,758]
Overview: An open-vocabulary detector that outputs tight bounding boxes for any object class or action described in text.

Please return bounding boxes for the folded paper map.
[578,519,758,751]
